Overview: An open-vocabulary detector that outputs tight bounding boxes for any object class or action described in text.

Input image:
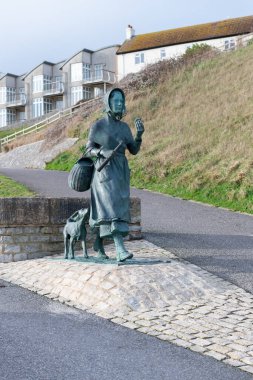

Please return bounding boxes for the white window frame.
[6,87,16,103]
[0,109,6,127]
[94,64,103,80]
[33,97,43,117]
[71,86,83,105]
[6,109,16,125]
[94,87,103,98]
[33,75,43,93]
[224,39,236,51]
[71,63,83,82]
[18,111,26,122]
[0,87,6,104]
[43,98,53,114]
[56,98,63,110]
[55,76,63,92]
[0,87,17,104]
[83,86,91,100]
[19,87,26,103]
[135,52,145,64]
[83,64,91,81]
[160,48,166,60]
[43,75,52,91]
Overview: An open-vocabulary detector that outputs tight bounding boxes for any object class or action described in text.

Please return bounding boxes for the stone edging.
[0,197,141,262]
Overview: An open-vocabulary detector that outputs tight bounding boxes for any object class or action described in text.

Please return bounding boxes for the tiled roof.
[117,15,253,54]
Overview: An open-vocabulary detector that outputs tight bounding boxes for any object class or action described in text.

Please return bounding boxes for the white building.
[0,73,26,128]
[0,45,119,128]
[117,15,253,79]
[60,45,119,109]
[1,15,253,128]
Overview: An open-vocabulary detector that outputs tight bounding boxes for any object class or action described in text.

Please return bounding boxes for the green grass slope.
[0,175,35,197]
[47,43,253,213]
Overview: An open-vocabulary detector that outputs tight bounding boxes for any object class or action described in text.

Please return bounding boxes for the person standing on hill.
[85,88,144,262]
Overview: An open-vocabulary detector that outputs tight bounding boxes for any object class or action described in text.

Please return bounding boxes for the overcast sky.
[1,0,252,75]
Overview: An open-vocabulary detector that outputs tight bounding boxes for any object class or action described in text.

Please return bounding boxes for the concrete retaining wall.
[0,197,141,263]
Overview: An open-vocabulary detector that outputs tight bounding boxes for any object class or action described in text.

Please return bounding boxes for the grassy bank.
[46,43,253,214]
[0,126,28,140]
[0,175,35,197]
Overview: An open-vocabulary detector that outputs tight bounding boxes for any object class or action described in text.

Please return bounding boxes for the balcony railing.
[82,70,117,85]
[43,81,64,96]
[6,94,27,107]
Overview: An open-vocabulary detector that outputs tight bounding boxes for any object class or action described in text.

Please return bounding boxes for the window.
[94,87,103,97]
[160,49,166,60]
[33,75,43,93]
[0,109,16,126]
[7,109,16,125]
[55,76,63,92]
[83,87,91,100]
[43,75,52,91]
[71,63,83,82]
[0,88,6,104]
[71,86,83,105]
[33,97,43,117]
[0,109,6,127]
[135,52,145,64]
[44,98,53,114]
[56,99,63,110]
[18,111,26,122]
[32,97,53,117]
[19,87,26,103]
[7,109,15,123]
[224,39,236,51]
[0,87,16,104]
[83,64,91,81]
[94,64,103,80]
[6,88,16,103]
[71,86,91,105]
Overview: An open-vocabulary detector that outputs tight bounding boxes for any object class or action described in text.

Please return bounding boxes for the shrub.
[184,43,213,57]
[247,38,253,46]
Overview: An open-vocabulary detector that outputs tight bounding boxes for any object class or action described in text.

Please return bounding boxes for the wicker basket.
[68,157,94,192]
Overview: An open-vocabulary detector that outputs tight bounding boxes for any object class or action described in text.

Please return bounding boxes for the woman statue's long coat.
[86,91,142,238]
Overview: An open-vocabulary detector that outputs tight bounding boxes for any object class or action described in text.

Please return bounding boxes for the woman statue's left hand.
[134,118,144,138]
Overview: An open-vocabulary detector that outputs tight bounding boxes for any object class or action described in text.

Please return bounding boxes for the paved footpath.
[1,239,253,376]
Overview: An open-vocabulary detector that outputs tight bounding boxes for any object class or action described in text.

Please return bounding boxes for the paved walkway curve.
[2,279,251,380]
[1,240,253,376]
[1,168,253,377]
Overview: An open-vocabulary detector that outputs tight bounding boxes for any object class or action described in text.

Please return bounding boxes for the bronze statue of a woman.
[86,88,144,262]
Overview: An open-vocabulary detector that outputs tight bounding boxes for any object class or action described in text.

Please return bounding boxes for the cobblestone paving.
[0,240,253,375]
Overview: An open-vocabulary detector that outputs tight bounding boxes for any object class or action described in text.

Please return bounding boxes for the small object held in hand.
[134,117,145,137]
[97,141,124,172]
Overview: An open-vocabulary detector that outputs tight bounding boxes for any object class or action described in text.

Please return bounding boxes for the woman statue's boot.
[113,233,133,262]
[93,234,109,259]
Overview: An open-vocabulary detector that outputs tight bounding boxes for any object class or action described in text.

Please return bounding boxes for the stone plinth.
[0,197,141,262]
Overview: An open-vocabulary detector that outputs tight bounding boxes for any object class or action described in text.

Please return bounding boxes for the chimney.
[126,25,135,40]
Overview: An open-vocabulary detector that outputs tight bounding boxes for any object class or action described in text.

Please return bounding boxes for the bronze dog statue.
[63,208,90,259]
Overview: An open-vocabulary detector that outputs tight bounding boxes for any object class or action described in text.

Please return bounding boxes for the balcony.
[82,70,117,85]
[6,94,26,108]
[43,81,64,97]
